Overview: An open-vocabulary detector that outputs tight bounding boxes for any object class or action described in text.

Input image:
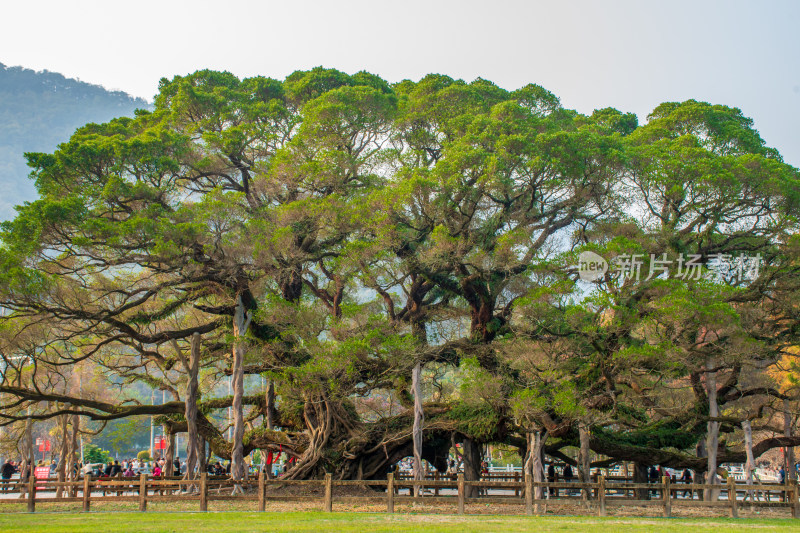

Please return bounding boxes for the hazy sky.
[2,0,799,164]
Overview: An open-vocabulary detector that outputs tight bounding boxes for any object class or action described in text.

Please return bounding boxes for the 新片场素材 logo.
[578,251,608,282]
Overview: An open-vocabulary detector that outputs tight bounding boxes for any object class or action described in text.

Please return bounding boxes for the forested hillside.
[0,62,148,220]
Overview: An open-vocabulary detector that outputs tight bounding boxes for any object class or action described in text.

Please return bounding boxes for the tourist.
[680,468,692,498]
[563,464,574,495]
[1,460,14,492]
[547,463,557,497]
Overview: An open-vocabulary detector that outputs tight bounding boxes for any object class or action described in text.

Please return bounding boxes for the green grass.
[0,512,796,532]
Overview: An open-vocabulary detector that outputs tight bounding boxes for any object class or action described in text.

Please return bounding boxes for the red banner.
[34,466,50,489]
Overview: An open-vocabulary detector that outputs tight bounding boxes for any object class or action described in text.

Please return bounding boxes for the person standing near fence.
[680,468,693,498]
[563,464,574,495]
[547,464,557,497]
[1,460,13,492]
[648,465,658,496]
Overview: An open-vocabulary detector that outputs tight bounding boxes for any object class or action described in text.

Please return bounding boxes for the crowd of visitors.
[0,455,242,484]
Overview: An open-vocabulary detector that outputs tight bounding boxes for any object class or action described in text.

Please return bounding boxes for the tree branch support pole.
[68,412,80,498]
[173,333,201,487]
[578,422,591,501]
[705,356,720,501]
[56,413,68,499]
[412,362,424,498]
[457,473,465,515]
[742,419,756,509]
[532,430,547,511]
[164,429,175,478]
[785,399,796,483]
[231,296,252,494]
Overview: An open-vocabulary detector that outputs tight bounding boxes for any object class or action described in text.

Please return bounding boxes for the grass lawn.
[0,512,796,532]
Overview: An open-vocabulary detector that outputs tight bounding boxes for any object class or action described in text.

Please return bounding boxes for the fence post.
[138,473,147,512]
[258,469,266,512]
[27,474,35,513]
[199,472,208,511]
[434,470,440,497]
[514,471,520,497]
[598,475,606,517]
[457,473,465,515]
[386,473,395,513]
[727,477,738,518]
[662,475,671,518]
[324,473,333,512]
[792,479,799,519]
[525,472,533,515]
[82,475,91,512]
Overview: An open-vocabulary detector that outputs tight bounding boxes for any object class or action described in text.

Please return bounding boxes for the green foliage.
[83,444,112,464]
[106,418,149,456]
[448,402,502,441]
[1,65,798,477]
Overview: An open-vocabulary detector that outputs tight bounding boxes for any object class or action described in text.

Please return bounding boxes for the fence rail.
[0,472,797,518]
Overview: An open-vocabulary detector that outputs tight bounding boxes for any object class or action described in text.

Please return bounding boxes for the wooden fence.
[0,473,798,518]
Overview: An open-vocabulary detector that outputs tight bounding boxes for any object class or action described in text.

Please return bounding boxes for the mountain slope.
[0,62,149,220]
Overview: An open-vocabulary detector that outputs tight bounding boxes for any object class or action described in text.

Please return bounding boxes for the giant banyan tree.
[1,68,800,489]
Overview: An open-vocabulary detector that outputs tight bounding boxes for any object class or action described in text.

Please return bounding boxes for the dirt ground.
[0,482,793,519]
[0,498,793,520]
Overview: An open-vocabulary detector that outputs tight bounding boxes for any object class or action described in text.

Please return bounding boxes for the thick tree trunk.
[524,433,534,479]
[67,413,80,497]
[265,380,275,430]
[19,415,33,498]
[262,380,275,480]
[198,438,207,476]
[56,413,68,498]
[324,424,451,481]
[530,430,547,501]
[184,332,201,480]
[164,428,175,476]
[231,296,251,485]
[633,462,649,500]
[578,422,592,500]
[742,420,755,501]
[705,357,720,501]
[462,437,481,498]
[695,436,707,501]
[412,362,424,496]
[284,392,334,480]
[784,399,796,482]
